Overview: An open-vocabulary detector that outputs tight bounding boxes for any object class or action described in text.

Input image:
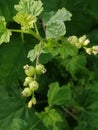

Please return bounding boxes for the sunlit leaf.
[13,12,36,30]
[43,8,72,38]
[0,16,12,45]
[14,0,43,16]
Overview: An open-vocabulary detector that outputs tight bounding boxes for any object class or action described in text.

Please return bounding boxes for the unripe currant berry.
[68,36,78,44]
[29,81,39,91]
[22,87,32,97]
[23,76,34,86]
[36,64,46,74]
[83,39,90,46]
[23,64,35,76]
[79,35,86,43]
[28,97,37,108]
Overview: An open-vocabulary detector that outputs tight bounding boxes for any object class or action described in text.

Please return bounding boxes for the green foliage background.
[0,0,98,130]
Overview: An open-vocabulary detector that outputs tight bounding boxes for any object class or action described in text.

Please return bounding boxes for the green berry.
[79,35,86,43]
[22,87,32,97]
[24,64,35,76]
[68,36,78,44]
[23,76,34,86]
[28,97,37,108]
[29,81,39,91]
[36,64,46,74]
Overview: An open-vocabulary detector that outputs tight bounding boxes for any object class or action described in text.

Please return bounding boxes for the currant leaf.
[48,82,72,106]
[43,8,72,38]
[14,0,43,17]
[13,12,36,30]
[0,16,12,45]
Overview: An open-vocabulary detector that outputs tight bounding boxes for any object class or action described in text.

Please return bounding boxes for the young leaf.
[0,95,46,130]
[61,54,88,79]
[48,82,71,106]
[27,49,37,62]
[0,0,19,21]
[14,0,43,17]
[43,8,72,38]
[42,39,60,57]
[36,108,70,130]
[14,0,43,30]
[10,118,27,130]
[0,16,12,45]
[0,37,31,87]
[27,43,42,62]
[13,12,37,30]
[59,38,78,59]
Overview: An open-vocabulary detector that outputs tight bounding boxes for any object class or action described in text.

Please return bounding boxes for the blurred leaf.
[10,118,27,130]
[58,0,94,35]
[74,87,98,130]
[87,0,98,20]
[62,54,88,79]
[0,95,46,130]
[42,0,60,12]
[48,82,71,106]
[36,107,70,130]
[0,36,31,87]
[0,0,18,21]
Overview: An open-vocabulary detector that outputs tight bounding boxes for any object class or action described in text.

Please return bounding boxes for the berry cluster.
[68,35,90,49]
[68,35,98,55]
[22,64,46,108]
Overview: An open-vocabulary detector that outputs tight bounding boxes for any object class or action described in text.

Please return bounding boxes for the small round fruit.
[36,64,46,74]
[28,97,37,108]
[24,64,35,76]
[23,76,34,86]
[29,81,39,91]
[68,36,78,44]
[22,87,32,97]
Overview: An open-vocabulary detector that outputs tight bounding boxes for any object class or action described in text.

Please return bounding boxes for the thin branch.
[9,29,43,41]
[61,106,77,120]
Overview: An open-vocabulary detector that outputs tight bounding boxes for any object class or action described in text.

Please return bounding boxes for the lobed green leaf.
[0,16,12,45]
[48,82,72,106]
[36,107,70,130]
[14,0,43,17]
[42,8,72,38]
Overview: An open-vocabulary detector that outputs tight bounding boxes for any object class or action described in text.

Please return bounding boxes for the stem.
[9,29,43,41]
[29,30,43,41]
[37,100,47,104]
[34,42,42,80]
[36,42,42,66]
[34,23,40,35]
[61,106,77,120]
